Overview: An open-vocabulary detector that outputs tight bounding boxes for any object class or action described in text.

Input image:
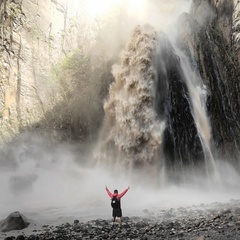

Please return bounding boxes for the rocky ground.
[2,200,240,240]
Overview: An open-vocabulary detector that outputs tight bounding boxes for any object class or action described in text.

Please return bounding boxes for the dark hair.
[114,189,118,193]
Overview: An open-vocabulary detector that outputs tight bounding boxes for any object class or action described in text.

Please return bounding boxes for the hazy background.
[0,0,240,226]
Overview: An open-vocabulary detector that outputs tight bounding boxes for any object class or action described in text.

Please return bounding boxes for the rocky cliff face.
[0,0,110,143]
[0,0,239,168]
[177,0,240,164]
[0,0,76,142]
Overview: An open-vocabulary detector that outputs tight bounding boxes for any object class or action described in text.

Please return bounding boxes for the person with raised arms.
[105,186,130,227]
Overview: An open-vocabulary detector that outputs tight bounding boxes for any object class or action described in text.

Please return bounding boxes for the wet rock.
[2,201,240,239]
[73,219,79,224]
[16,236,25,240]
[0,211,30,232]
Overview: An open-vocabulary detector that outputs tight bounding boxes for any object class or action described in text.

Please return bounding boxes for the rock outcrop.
[0,0,239,169]
[0,211,30,232]
[177,0,240,165]
[0,0,110,143]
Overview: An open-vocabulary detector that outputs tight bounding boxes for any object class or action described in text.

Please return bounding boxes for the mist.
[88,0,192,60]
[0,0,240,226]
[1,133,240,224]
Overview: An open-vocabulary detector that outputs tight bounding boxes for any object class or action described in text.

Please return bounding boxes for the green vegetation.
[9,2,22,21]
[50,48,110,141]
[56,50,90,75]
[52,49,91,94]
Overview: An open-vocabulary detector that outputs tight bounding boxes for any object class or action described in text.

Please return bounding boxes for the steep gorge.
[179,0,240,164]
[0,0,112,144]
[0,0,239,174]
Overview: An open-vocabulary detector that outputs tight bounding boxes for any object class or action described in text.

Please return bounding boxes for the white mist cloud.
[0,134,130,221]
[86,0,192,61]
[0,134,240,225]
[82,0,192,27]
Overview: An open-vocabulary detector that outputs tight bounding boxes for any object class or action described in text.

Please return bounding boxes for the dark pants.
[112,208,122,221]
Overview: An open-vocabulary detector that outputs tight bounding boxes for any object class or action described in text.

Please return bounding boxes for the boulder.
[0,211,30,232]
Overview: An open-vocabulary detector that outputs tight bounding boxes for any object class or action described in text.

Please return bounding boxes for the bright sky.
[70,0,191,24]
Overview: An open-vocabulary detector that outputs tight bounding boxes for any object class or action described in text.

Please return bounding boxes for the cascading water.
[95,25,166,174]
[177,50,219,181]
[153,32,204,174]
[96,23,221,185]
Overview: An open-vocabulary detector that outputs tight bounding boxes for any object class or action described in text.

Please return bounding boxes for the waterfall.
[94,23,219,184]
[176,49,219,182]
[153,31,219,182]
[1,0,240,225]
[95,25,166,174]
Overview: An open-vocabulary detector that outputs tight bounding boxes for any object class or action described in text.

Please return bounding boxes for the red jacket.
[105,187,129,200]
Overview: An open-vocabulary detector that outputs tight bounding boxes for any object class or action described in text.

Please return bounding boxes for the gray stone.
[0,211,30,232]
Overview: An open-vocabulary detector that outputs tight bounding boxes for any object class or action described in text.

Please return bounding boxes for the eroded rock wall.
[232,0,240,60]
[209,0,240,61]
[0,0,100,143]
[178,0,240,164]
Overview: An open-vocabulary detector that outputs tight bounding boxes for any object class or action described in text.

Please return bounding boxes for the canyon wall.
[0,0,109,143]
[178,0,240,163]
[0,0,239,167]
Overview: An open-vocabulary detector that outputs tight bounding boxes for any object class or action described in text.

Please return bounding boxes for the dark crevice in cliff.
[31,63,49,125]
[154,34,204,172]
[16,36,22,126]
[203,26,240,162]
[61,0,68,56]
[175,1,240,167]
[186,1,240,165]
[0,1,7,25]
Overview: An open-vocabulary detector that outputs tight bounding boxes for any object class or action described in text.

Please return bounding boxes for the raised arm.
[117,186,130,199]
[105,186,113,198]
